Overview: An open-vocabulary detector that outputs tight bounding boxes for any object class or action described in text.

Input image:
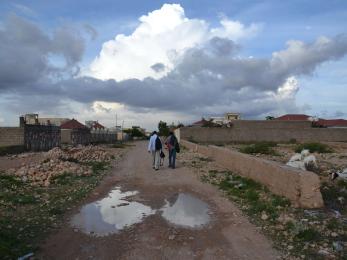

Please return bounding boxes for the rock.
[318,249,330,256]
[168,235,175,240]
[331,232,338,237]
[337,197,345,204]
[276,224,285,230]
[333,241,343,252]
[261,212,269,221]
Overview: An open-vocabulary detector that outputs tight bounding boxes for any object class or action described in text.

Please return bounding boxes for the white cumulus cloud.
[86,3,261,81]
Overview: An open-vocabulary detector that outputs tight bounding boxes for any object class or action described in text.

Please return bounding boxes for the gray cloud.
[55,34,347,117]
[1,14,347,119]
[83,24,98,40]
[334,111,346,118]
[0,14,84,92]
[150,63,166,72]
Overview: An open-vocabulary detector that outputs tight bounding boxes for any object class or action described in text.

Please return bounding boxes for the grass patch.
[111,143,126,148]
[321,182,347,214]
[239,142,278,155]
[216,172,281,221]
[85,161,109,174]
[271,194,291,207]
[326,218,339,230]
[295,228,321,242]
[294,142,332,153]
[0,160,110,259]
[197,169,345,258]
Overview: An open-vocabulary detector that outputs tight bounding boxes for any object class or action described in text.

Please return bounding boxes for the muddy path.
[39,141,280,259]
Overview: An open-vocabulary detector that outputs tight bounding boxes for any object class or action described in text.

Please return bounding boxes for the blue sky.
[0,1,346,128]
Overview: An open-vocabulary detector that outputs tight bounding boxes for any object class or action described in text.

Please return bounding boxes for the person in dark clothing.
[165,132,178,169]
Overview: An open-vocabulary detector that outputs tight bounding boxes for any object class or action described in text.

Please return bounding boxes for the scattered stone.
[333,241,343,252]
[261,212,269,221]
[318,249,330,256]
[168,235,175,240]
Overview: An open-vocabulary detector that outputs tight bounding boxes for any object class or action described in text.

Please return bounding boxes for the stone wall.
[182,140,324,208]
[181,122,347,144]
[0,127,24,147]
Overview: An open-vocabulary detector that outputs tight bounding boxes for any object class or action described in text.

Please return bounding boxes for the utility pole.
[121,120,124,143]
[116,113,118,129]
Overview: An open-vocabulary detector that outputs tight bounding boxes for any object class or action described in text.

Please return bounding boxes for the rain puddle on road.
[70,187,155,236]
[160,193,210,228]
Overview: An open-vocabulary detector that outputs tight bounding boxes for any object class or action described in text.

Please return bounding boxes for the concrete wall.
[231,120,312,129]
[181,122,347,143]
[61,129,72,144]
[182,140,324,208]
[0,127,24,147]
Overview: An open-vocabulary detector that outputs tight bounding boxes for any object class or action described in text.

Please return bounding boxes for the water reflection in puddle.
[71,187,155,236]
[160,193,210,228]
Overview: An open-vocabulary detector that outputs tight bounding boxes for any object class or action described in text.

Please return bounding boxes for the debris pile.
[7,159,92,187]
[5,146,115,187]
[46,146,114,163]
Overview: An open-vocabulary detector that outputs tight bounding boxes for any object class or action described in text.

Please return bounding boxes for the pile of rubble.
[46,146,114,163]
[7,160,92,187]
[5,146,115,187]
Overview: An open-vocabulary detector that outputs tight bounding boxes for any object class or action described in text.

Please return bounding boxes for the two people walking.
[147,131,179,170]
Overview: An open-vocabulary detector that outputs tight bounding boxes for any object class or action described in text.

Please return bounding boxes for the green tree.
[158,120,170,136]
[266,116,275,120]
[124,127,145,138]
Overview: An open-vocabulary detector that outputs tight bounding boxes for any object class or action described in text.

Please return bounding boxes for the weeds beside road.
[0,145,126,259]
[179,146,347,259]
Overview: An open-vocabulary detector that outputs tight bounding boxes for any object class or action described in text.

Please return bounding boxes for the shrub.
[294,142,332,153]
[289,138,297,144]
[295,228,320,241]
[240,142,278,155]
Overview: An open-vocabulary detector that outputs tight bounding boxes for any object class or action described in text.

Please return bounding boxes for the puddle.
[71,187,155,236]
[160,193,210,228]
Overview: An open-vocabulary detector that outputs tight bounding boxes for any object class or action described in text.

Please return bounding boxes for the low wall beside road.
[181,123,347,143]
[0,127,24,147]
[181,140,324,208]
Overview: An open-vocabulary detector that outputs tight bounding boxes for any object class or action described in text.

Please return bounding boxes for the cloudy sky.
[0,1,346,130]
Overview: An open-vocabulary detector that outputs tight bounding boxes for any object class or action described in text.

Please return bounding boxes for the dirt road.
[39,142,280,259]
